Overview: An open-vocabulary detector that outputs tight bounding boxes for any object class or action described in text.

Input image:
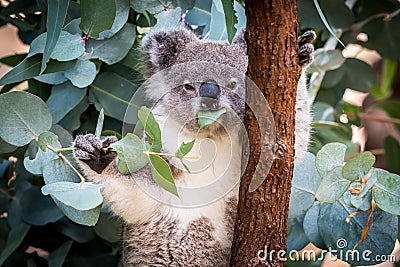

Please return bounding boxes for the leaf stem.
[56,147,74,152]
[144,150,199,159]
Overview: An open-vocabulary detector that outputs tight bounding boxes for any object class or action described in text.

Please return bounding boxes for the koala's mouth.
[199,98,220,110]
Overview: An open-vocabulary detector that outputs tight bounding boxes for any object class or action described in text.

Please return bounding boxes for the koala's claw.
[73,134,118,174]
[298,30,316,67]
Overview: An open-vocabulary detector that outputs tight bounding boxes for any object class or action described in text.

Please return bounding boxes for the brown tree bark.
[230,1,302,266]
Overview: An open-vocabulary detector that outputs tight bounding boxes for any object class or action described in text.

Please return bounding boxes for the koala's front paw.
[298,30,316,67]
[73,134,118,174]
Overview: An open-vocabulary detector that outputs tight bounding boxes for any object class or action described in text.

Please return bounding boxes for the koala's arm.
[73,134,159,224]
[295,31,316,159]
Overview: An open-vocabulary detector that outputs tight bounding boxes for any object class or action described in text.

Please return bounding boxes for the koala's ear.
[232,28,247,51]
[141,28,198,71]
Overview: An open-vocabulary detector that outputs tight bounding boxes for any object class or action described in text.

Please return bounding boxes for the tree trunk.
[230,1,302,266]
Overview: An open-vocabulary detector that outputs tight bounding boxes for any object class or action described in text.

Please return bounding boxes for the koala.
[73,27,315,266]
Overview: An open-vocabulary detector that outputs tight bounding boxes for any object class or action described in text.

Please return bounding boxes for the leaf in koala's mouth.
[197,107,227,128]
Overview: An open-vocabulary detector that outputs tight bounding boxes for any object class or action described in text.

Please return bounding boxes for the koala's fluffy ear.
[141,28,198,71]
[232,28,247,51]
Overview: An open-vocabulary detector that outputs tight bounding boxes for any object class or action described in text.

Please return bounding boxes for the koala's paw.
[298,30,316,67]
[73,134,118,174]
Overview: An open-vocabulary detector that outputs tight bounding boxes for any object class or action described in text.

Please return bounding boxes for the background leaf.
[0,222,30,265]
[149,154,178,196]
[80,0,116,38]
[41,0,69,73]
[0,91,52,146]
[48,240,73,267]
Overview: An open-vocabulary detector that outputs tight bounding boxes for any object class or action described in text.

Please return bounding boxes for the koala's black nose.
[199,82,220,99]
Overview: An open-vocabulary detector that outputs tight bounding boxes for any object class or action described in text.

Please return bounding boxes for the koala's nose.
[199,82,220,110]
[199,82,220,99]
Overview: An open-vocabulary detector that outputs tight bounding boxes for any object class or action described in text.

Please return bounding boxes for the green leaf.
[138,107,162,152]
[312,0,345,47]
[42,182,105,211]
[197,107,227,128]
[34,71,68,85]
[64,18,82,35]
[308,49,346,73]
[20,187,64,226]
[287,216,309,251]
[0,91,52,146]
[149,154,178,196]
[315,166,350,203]
[64,60,96,88]
[98,0,130,39]
[289,152,321,218]
[41,0,69,74]
[95,109,104,139]
[110,133,148,173]
[312,102,334,122]
[48,240,73,267]
[342,152,375,181]
[0,137,17,154]
[80,0,116,38]
[176,139,196,158]
[28,31,85,62]
[172,0,195,11]
[318,201,397,266]
[384,135,400,174]
[86,23,136,65]
[152,7,181,31]
[185,0,212,36]
[0,53,27,67]
[38,131,59,151]
[0,55,41,86]
[371,59,397,99]
[315,142,346,177]
[209,0,245,41]
[52,198,101,226]
[221,0,237,43]
[0,222,30,265]
[303,202,326,249]
[374,169,400,215]
[130,0,170,14]
[46,82,87,123]
[90,71,140,122]
[94,212,123,243]
[59,97,89,131]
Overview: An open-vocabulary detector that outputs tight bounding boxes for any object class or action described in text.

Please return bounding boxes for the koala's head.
[141,27,247,136]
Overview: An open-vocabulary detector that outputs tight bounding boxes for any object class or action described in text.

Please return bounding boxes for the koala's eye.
[183,83,196,93]
[226,79,237,90]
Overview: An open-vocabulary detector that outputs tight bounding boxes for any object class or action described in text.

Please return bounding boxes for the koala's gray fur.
[73,27,314,266]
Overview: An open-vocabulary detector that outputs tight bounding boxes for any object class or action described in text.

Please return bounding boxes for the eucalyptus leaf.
[152,8,181,31]
[42,182,105,211]
[64,18,82,35]
[374,169,400,215]
[38,131,59,151]
[41,0,69,73]
[138,107,162,152]
[110,133,148,173]
[221,0,238,43]
[90,72,139,122]
[98,0,130,39]
[34,71,68,85]
[308,49,345,73]
[59,97,89,131]
[0,55,41,86]
[48,240,73,267]
[289,152,321,218]
[0,222,30,266]
[79,0,116,38]
[318,201,397,266]
[303,202,326,249]
[384,135,400,174]
[0,91,52,146]
[86,23,136,65]
[149,154,178,196]
[52,198,101,226]
[287,216,309,252]
[29,31,85,61]
[20,187,64,226]
[315,166,349,203]
[315,142,346,177]
[130,0,170,14]
[46,82,87,123]
[95,109,104,139]
[64,60,96,88]
[342,152,375,181]
[197,107,226,128]
[176,139,196,158]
